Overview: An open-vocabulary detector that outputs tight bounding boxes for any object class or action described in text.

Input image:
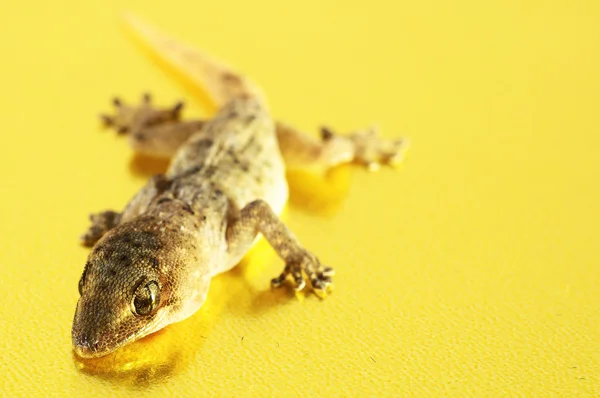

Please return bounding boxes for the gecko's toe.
[271,256,334,297]
[320,126,335,141]
[172,101,184,113]
[270,273,287,288]
[310,267,334,293]
[100,114,114,127]
[80,210,121,247]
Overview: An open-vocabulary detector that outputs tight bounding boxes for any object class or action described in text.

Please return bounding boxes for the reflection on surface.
[73,336,182,387]
[72,294,213,387]
[73,152,351,387]
[286,166,351,215]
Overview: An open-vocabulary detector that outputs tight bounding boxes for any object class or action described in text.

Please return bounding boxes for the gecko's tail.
[121,12,265,108]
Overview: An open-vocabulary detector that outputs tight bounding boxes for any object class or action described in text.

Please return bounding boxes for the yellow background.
[1,0,598,396]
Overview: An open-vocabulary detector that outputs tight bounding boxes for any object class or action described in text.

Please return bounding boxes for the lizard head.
[72,209,210,358]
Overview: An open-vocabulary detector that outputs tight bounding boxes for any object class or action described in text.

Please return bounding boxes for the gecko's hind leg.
[226,200,334,295]
[276,122,408,172]
[80,210,121,247]
[101,94,206,157]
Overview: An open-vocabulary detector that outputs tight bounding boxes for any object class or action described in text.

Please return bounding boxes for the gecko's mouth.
[73,336,114,359]
[73,328,146,359]
[72,302,168,359]
[72,323,136,359]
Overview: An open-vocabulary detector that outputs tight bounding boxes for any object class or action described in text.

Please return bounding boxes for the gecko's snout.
[71,296,123,359]
[73,335,101,358]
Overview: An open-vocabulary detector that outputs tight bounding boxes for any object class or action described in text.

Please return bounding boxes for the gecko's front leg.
[227,200,334,294]
[79,174,171,246]
[80,210,121,247]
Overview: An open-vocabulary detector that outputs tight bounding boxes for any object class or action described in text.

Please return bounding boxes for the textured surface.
[1,0,599,396]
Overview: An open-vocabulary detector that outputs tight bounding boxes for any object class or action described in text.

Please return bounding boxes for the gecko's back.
[166,97,288,216]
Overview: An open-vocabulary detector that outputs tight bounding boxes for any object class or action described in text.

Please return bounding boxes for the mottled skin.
[72,15,408,358]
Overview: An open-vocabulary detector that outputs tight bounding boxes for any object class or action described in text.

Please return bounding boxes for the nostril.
[73,334,101,356]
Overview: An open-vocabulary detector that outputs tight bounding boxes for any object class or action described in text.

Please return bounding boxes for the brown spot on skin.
[149,257,159,269]
[157,197,173,205]
[197,138,213,148]
[182,202,195,215]
[211,190,223,201]
[153,175,172,192]
[111,230,163,251]
[240,136,255,154]
[204,165,217,178]
[109,269,117,276]
[221,72,242,84]
[176,165,202,180]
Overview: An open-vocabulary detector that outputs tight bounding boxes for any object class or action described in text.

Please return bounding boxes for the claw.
[271,253,334,297]
[173,102,184,112]
[294,278,306,291]
[100,114,113,126]
[320,126,335,141]
[270,273,286,288]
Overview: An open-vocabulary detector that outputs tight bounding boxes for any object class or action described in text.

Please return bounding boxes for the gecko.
[72,14,408,359]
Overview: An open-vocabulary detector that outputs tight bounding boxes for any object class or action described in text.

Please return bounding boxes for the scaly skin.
[72,14,408,358]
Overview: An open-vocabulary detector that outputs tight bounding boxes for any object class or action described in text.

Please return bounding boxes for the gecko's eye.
[132,280,160,316]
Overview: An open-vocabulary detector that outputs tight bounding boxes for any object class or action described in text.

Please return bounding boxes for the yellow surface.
[1,0,598,396]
